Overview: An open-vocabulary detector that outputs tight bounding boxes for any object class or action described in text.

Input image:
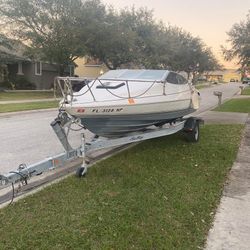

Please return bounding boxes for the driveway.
[0,82,242,174]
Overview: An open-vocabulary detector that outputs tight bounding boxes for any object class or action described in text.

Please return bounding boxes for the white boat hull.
[65,98,195,137]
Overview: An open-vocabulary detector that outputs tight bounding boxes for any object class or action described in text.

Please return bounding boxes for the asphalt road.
[0,82,242,174]
[193,82,242,114]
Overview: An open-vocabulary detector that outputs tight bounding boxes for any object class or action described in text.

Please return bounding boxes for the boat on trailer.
[58,69,200,137]
[0,70,202,196]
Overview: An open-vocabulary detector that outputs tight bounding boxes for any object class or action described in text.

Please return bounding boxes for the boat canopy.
[99,69,169,81]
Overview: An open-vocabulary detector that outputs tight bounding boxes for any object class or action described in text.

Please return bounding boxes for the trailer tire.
[185,120,199,142]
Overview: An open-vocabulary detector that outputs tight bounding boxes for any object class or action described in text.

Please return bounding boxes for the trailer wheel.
[185,121,200,142]
[184,118,200,143]
[76,166,87,177]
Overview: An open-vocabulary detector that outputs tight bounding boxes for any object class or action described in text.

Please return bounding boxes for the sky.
[103,0,250,68]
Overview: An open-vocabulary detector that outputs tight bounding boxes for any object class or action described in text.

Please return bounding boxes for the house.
[7,61,74,89]
[0,36,74,89]
[75,57,108,78]
[205,69,241,83]
[0,37,26,85]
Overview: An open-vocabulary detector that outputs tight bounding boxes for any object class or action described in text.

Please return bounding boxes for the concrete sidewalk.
[232,95,250,99]
[205,115,250,250]
[200,111,249,124]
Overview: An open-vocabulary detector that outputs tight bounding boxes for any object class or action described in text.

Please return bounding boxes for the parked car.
[242,77,250,84]
[230,78,236,82]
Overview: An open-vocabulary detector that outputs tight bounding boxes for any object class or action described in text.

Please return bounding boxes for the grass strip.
[195,85,208,90]
[0,101,59,113]
[241,87,250,95]
[214,98,250,113]
[0,124,243,250]
[0,91,56,101]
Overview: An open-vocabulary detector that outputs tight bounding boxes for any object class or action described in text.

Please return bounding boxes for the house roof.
[0,35,30,63]
[0,35,77,68]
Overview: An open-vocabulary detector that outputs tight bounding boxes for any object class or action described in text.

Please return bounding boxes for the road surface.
[0,82,242,174]
[194,82,241,114]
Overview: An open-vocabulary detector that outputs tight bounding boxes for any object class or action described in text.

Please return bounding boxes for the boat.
[57,69,200,137]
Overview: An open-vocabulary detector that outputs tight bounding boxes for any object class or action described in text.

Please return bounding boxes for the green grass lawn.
[195,85,208,90]
[0,101,59,113]
[0,91,55,101]
[0,124,243,250]
[194,83,211,90]
[241,87,250,95]
[214,98,250,113]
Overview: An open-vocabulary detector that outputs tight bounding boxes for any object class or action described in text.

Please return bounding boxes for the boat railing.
[54,76,164,104]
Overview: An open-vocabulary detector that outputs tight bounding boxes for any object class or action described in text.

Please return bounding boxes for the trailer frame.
[0,114,202,189]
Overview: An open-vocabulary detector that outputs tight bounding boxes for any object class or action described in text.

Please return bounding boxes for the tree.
[169,30,220,78]
[85,7,163,70]
[140,25,220,77]
[114,9,220,74]
[0,33,12,50]
[0,0,105,75]
[86,7,171,70]
[118,7,165,69]
[222,11,250,68]
[85,7,138,70]
[0,0,220,75]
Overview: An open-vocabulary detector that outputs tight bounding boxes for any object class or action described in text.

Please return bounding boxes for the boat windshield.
[99,70,168,81]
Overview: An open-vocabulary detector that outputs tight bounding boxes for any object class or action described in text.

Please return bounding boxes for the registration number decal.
[91,108,123,113]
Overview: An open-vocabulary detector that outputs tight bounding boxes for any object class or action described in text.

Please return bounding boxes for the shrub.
[0,80,13,90]
[9,76,36,90]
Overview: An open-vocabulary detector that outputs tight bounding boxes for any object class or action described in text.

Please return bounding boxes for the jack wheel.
[76,166,87,178]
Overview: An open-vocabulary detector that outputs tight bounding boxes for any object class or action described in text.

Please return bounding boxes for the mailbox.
[213,91,222,106]
[213,91,222,97]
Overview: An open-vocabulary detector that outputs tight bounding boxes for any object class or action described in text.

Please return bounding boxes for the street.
[0,82,242,174]
[193,82,242,114]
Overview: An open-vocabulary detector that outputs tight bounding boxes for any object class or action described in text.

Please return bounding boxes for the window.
[35,62,42,75]
[176,74,188,84]
[167,72,188,85]
[99,69,168,81]
[166,72,178,84]
[136,70,166,80]
[17,62,24,75]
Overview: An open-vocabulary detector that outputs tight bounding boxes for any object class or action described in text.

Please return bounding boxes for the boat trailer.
[0,112,202,202]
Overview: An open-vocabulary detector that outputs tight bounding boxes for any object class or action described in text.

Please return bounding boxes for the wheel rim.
[194,126,199,141]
